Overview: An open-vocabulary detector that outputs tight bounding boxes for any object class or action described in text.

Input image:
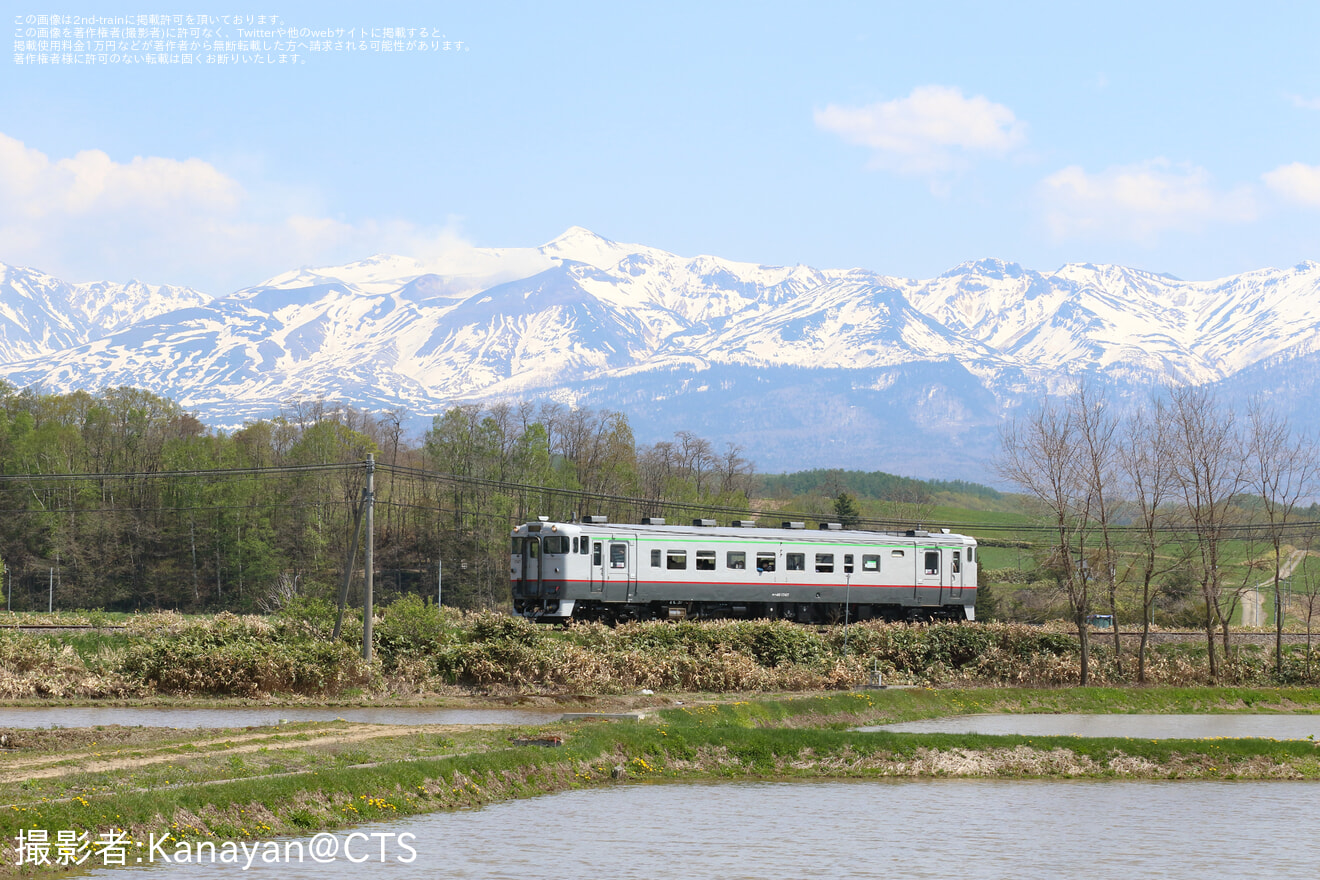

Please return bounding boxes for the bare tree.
[1298,536,1320,676]
[718,443,755,497]
[1247,398,1318,676]
[1073,384,1124,674]
[1117,396,1179,683]
[997,395,1096,684]
[1167,386,1243,681]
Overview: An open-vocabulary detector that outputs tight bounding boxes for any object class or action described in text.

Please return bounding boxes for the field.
[3,687,1320,875]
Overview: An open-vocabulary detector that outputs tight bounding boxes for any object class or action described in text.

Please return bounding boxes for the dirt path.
[1242,549,1307,627]
[0,724,467,783]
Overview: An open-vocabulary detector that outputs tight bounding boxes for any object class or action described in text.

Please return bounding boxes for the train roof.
[513,520,975,543]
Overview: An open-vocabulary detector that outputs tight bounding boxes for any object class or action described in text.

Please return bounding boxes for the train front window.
[786,553,805,571]
[543,536,569,555]
[696,550,716,571]
[815,553,834,573]
[756,552,776,572]
[667,550,687,570]
[511,538,524,555]
[610,543,627,569]
[527,540,539,559]
[727,551,746,570]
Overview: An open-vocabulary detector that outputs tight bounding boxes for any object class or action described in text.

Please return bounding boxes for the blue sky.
[5,1,1320,293]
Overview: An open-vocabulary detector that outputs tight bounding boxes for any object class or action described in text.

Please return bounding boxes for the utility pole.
[362,454,375,662]
[48,568,53,614]
[332,489,367,642]
[438,557,443,608]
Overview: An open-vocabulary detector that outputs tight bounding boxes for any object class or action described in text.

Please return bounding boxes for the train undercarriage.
[516,597,970,625]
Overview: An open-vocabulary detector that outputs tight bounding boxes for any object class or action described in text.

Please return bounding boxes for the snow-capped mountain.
[4,228,1320,477]
[0,264,209,363]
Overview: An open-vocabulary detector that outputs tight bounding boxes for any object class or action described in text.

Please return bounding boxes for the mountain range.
[4,227,1319,479]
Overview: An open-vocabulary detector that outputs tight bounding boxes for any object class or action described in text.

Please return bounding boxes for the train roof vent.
[692,518,717,527]
[818,522,843,530]
[641,517,666,526]
[905,529,929,537]
[731,520,757,528]
[584,515,609,524]
[782,521,806,530]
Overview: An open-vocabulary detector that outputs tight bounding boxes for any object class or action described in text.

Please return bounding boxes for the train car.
[510,517,977,624]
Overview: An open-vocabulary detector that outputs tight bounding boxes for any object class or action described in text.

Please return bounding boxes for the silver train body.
[510,518,977,624]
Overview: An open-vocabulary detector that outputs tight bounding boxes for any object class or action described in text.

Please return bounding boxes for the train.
[510,516,977,624]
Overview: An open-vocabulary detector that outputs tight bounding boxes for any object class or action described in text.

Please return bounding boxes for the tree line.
[0,384,756,614]
[997,384,1320,683]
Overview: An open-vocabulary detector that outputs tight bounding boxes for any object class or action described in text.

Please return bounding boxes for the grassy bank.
[3,688,1320,875]
[7,602,1320,702]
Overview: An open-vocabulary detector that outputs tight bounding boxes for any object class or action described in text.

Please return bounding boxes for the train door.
[520,536,542,598]
[589,538,604,594]
[602,537,636,603]
[916,547,943,606]
[948,549,963,599]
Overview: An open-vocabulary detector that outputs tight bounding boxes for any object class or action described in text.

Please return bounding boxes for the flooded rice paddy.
[0,706,559,729]
[79,779,1320,879]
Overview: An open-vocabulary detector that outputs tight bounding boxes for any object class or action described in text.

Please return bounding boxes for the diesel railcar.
[510,517,977,624]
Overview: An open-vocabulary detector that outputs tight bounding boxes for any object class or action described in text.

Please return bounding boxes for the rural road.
[1241,549,1307,627]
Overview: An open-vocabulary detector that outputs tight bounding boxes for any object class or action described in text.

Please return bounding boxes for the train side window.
[953,551,961,573]
[581,539,590,556]
[610,543,627,569]
[891,549,905,558]
[969,547,976,563]
[592,542,602,565]
[756,552,776,572]
[843,553,854,574]
[696,550,716,571]
[924,551,939,575]
[727,551,746,570]
[651,549,662,568]
[862,554,880,572]
[815,553,834,573]
[786,553,805,571]
[667,550,687,570]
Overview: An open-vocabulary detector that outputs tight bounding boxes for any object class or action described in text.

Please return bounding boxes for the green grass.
[4,687,1320,876]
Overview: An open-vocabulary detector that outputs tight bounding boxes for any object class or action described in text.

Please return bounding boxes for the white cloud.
[1288,95,1320,111]
[1262,162,1320,206]
[1040,159,1258,243]
[814,85,1026,176]
[0,132,472,293]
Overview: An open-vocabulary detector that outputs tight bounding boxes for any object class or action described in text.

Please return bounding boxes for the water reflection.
[858,713,1320,739]
[0,707,559,729]
[78,779,1320,879]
